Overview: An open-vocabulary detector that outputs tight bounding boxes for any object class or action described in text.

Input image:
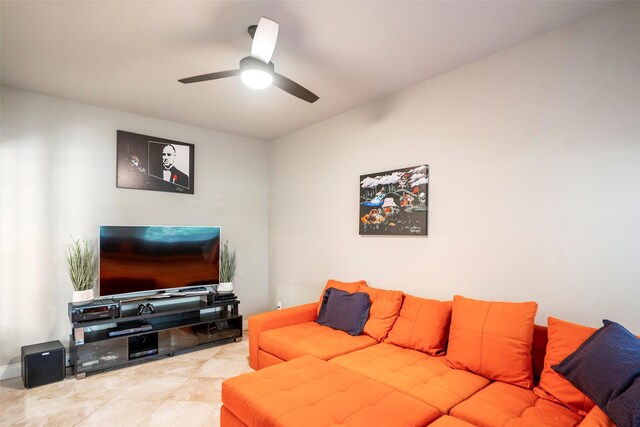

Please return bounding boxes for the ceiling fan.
[179,17,319,103]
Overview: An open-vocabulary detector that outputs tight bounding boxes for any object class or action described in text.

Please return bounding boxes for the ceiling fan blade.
[251,17,279,64]
[273,73,319,103]
[178,69,239,84]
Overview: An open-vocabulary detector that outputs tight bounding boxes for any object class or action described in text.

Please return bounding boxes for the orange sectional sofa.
[222,280,620,427]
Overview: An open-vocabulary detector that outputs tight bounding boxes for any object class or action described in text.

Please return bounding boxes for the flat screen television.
[99,225,220,297]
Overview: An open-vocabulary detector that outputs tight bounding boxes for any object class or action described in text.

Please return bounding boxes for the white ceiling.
[1,1,620,141]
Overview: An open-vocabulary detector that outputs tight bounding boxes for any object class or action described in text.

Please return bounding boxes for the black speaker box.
[21,340,65,388]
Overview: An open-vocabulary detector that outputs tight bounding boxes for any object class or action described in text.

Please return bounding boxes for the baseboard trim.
[0,362,21,380]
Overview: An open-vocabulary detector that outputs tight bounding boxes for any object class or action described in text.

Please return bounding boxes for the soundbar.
[120,289,212,303]
[108,324,152,337]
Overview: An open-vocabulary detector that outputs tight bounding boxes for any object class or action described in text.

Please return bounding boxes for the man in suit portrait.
[159,144,189,188]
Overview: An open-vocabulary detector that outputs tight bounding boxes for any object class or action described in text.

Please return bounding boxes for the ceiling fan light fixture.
[239,57,274,90]
[241,69,273,89]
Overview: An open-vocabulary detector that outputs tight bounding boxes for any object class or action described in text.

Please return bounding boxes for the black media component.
[69,298,120,323]
[21,340,65,388]
[108,322,153,337]
[215,293,237,301]
[128,334,159,359]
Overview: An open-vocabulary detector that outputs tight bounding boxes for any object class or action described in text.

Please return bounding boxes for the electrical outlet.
[275,301,282,310]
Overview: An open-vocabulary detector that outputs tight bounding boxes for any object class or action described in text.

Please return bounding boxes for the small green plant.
[66,238,98,291]
[220,240,237,283]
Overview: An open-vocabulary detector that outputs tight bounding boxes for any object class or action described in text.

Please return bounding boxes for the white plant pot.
[217,282,234,293]
[72,289,94,303]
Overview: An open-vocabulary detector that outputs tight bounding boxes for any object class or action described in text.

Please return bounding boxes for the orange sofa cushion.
[257,349,285,370]
[358,286,404,342]
[579,406,616,427]
[385,295,452,356]
[259,321,377,362]
[532,324,549,381]
[220,405,247,427]
[446,295,538,388]
[428,416,476,427]
[451,381,583,427]
[317,279,367,314]
[331,343,489,414]
[222,355,440,427]
[248,302,318,370]
[534,317,597,416]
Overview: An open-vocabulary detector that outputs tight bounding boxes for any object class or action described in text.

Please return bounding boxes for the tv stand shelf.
[70,298,236,328]
[69,296,241,378]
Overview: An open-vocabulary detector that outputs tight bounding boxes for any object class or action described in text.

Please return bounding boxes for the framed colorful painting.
[359,164,428,236]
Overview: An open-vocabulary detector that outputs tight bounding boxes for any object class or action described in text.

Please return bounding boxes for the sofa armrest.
[248,302,318,370]
[578,406,615,427]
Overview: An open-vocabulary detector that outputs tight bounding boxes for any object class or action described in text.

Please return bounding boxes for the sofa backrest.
[383,292,549,383]
[532,324,548,383]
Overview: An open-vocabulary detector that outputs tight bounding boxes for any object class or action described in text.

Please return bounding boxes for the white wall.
[0,87,269,377]
[268,3,640,331]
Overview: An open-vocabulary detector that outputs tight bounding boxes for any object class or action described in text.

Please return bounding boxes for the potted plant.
[219,240,236,293]
[66,238,98,302]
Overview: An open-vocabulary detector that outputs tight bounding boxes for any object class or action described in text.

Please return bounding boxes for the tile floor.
[0,338,252,427]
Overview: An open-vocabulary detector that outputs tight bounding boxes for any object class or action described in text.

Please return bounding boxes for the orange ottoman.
[221,355,440,427]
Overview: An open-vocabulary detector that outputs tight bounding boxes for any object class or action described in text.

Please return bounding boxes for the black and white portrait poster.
[116,130,195,194]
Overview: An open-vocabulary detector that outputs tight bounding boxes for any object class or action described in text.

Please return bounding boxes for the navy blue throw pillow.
[552,320,640,427]
[316,287,371,336]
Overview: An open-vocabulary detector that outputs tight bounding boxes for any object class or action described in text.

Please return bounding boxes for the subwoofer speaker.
[21,340,65,388]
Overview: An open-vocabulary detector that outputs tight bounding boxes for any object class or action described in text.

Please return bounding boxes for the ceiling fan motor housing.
[240,56,275,73]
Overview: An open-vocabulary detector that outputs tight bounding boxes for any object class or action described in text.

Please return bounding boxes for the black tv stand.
[69,295,241,379]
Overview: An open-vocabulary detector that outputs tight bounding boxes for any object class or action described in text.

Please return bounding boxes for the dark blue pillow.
[316,287,371,336]
[552,320,640,427]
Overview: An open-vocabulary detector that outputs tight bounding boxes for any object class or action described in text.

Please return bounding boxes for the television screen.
[99,226,220,297]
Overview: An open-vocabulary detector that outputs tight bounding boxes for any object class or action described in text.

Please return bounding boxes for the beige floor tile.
[215,341,249,360]
[1,388,74,425]
[240,365,256,374]
[11,397,108,427]
[200,402,223,427]
[76,398,163,427]
[116,375,190,401]
[14,377,75,401]
[0,395,30,426]
[66,373,132,400]
[0,377,26,399]
[88,361,140,378]
[129,356,207,378]
[140,400,217,427]
[170,377,223,402]
[174,345,223,360]
[195,358,248,378]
